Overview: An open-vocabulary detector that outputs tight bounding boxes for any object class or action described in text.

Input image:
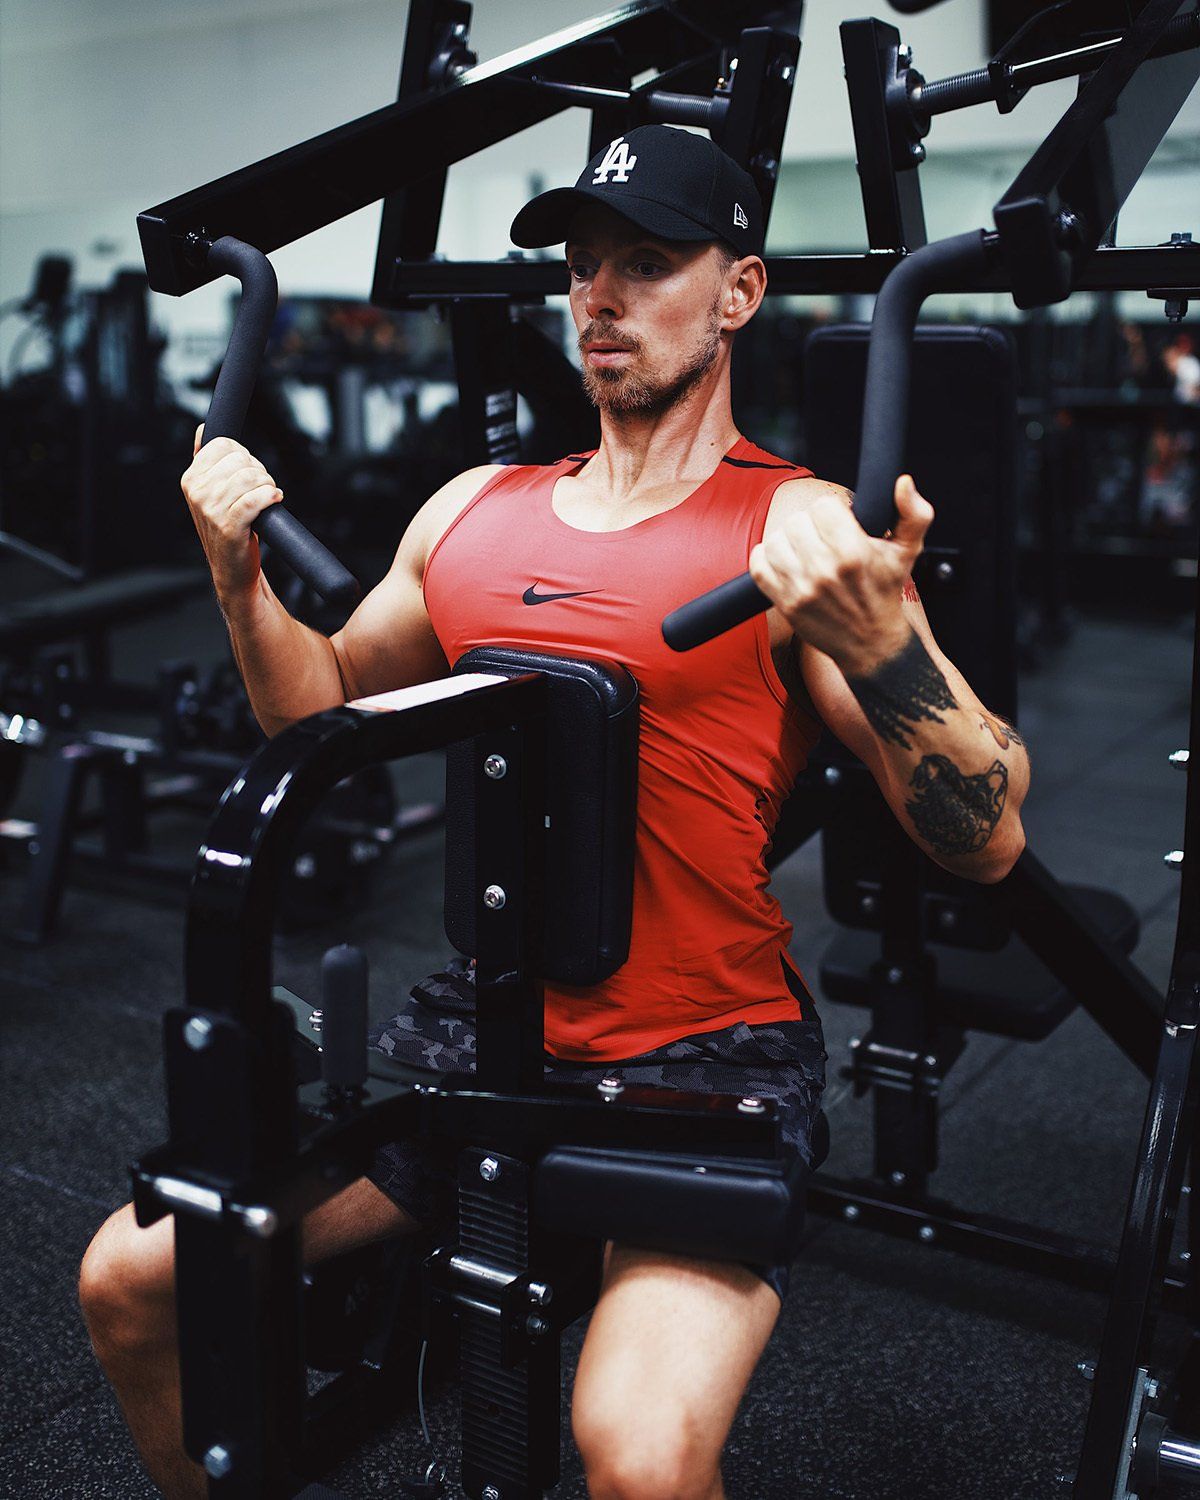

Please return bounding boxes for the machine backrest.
[803,324,1020,950]
[444,647,639,985]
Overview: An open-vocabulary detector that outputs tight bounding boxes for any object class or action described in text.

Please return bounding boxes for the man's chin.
[583,369,642,411]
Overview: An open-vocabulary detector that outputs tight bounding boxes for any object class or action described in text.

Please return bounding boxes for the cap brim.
[510,186,720,249]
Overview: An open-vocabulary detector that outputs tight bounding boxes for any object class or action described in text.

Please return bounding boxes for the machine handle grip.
[200,236,361,610]
[320,943,369,1091]
[662,573,770,652]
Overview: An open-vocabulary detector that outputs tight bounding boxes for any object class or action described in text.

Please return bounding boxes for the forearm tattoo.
[846,632,957,751]
[905,754,1008,855]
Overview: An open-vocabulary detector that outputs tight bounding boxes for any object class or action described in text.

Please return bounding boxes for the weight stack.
[457,1151,560,1500]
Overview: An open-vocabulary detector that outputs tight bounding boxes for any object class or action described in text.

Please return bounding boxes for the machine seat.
[819,883,1139,1041]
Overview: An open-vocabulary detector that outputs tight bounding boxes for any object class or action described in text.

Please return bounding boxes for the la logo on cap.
[593,137,638,185]
[734,203,749,229]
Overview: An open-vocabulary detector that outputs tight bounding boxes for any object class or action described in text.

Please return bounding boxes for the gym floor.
[1,590,1193,1499]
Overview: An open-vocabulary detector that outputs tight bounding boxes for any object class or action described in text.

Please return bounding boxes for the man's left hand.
[749,474,934,678]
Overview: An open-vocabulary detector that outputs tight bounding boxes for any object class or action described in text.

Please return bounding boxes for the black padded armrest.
[533,1144,817,1266]
[445,647,639,985]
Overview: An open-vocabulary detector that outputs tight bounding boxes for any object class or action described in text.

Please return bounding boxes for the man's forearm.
[844,630,1029,882]
[221,575,348,738]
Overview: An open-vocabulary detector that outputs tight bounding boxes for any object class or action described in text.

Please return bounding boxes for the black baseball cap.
[510,124,764,259]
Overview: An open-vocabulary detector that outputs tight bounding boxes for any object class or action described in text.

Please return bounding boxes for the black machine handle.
[661,229,995,653]
[200,236,361,610]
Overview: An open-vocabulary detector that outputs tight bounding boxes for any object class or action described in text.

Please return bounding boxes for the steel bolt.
[935,560,954,583]
[918,1224,936,1243]
[483,884,507,909]
[1077,1360,1096,1381]
[203,1445,232,1479]
[887,967,904,985]
[843,1204,860,1222]
[598,1075,624,1096]
[924,1055,937,1068]
[861,894,877,915]
[739,1097,766,1114]
[526,1314,550,1338]
[484,754,508,779]
[824,765,842,786]
[483,1487,502,1500]
[294,853,317,880]
[890,1171,906,1187]
[479,1156,501,1182]
[183,1017,213,1051]
[241,1206,278,1238]
[528,1281,553,1306]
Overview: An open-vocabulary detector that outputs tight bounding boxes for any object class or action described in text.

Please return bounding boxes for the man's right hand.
[181,425,284,603]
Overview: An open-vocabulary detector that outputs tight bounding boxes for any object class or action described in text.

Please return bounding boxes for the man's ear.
[724,256,766,330]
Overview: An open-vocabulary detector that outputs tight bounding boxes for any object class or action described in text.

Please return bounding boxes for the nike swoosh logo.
[522,584,603,606]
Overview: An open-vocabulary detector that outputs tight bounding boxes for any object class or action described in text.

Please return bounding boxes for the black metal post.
[840,18,928,251]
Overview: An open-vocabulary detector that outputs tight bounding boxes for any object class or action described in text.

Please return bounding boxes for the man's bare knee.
[79,1178,415,1328]
[575,1406,718,1500]
[79,1204,176,1360]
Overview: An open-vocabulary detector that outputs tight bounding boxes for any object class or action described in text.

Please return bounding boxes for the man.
[79,126,1029,1499]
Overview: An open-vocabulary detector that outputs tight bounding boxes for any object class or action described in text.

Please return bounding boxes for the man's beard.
[579,313,723,417]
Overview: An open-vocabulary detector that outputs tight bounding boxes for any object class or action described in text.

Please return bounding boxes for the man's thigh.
[303,1175,423,1263]
[572,1242,782,1460]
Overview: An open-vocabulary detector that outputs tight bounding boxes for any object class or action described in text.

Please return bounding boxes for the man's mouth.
[585,342,635,363]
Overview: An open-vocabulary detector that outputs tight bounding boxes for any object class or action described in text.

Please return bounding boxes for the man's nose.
[585,262,623,322]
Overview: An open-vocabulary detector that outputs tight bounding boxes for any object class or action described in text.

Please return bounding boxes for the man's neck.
[585,372,741,503]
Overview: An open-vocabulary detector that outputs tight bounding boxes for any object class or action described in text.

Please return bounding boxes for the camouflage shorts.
[366,963,827,1303]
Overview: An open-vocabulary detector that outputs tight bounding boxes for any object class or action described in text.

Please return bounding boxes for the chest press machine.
[134,634,824,1500]
[129,0,1200,1495]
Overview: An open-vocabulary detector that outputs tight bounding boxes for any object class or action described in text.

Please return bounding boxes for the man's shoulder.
[404,464,509,571]
[764,473,853,526]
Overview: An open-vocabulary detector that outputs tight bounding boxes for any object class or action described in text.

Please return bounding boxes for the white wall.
[2,0,1199,375]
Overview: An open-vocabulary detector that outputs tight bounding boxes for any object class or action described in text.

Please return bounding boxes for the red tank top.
[423,436,823,1061]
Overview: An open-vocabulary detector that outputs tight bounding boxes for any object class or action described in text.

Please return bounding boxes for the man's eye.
[568,262,595,281]
[633,261,664,276]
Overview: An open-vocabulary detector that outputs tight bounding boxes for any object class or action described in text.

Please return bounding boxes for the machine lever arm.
[198,235,362,610]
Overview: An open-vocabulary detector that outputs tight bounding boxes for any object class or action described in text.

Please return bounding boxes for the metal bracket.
[844,1026,964,1101]
[1147,231,1200,320]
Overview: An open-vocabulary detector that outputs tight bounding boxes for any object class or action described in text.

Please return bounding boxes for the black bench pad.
[533,1119,828,1267]
[0,566,208,652]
